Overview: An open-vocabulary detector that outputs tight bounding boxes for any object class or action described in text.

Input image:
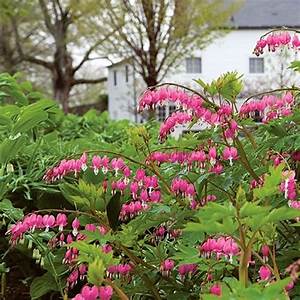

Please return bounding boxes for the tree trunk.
[53,80,71,113]
[52,52,73,114]
[52,39,74,113]
[145,77,158,88]
[144,76,158,120]
[0,24,18,74]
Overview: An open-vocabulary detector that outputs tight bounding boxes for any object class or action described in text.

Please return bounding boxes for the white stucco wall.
[167,29,300,88]
[107,29,300,122]
[107,62,139,122]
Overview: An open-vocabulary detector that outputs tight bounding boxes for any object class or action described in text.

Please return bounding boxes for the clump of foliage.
[1,29,300,300]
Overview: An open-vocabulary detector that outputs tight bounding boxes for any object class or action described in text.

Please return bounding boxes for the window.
[156,106,166,122]
[169,105,177,115]
[113,70,117,86]
[249,58,264,73]
[125,65,129,82]
[156,104,178,122]
[186,57,202,73]
[252,110,263,123]
[182,130,201,136]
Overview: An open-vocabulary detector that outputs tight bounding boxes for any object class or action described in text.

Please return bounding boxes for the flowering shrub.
[3,29,300,299]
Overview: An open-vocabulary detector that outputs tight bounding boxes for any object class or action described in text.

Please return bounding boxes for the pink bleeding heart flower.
[130,182,139,199]
[210,283,222,296]
[149,190,161,203]
[135,169,146,185]
[79,264,87,280]
[80,152,88,171]
[81,285,98,300]
[72,218,80,236]
[140,190,149,202]
[98,226,108,235]
[111,158,125,176]
[42,215,55,232]
[92,155,102,175]
[56,213,67,231]
[85,224,96,232]
[98,286,113,300]
[73,294,84,300]
[280,170,297,200]
[66,234,73,244]
[160,259,175,277]
[261,245,270,262]
[67,269,79,288]
[285,280,295,292]
[222,146,238,166]
[210,163,223,174]
[102,244,113,253]
[208,147,217,166]
[101,156,110,174]
[259,265,272,281]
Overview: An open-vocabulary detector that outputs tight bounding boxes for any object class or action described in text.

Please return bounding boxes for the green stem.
[34,208,100,221]
[1,273,6,298]
[270,244,281,281]
[244,87,300,103]
[149,82,218,110]
[65,149,147,169]
[259,27,300,39]
[30,234,64,298]
[103,279,129,300]
[118,244,162,299]
[239,125,257,149]
[234,137,259,181]
[206,179,235,202]
[148,162,172,195]
[239,246,251,287]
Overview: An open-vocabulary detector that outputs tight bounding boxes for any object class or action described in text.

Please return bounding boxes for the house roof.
[231,0,300,29]
[107,58,133,68]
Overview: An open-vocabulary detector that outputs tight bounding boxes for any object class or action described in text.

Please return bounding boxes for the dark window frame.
[249,57,264,73]
[113,70,117,86]
[186,57,202,73]
[125,65,129,82]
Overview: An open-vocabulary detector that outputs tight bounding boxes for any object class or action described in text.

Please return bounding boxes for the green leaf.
[240,202,269,218]
[253,164,284,199]
[267,207,300,223]
[127,205,171,235]
[185,218,238,235]
[193,78,207,89]
[263,277,292,298]
[60,180,104,210]
[0,199,23,220]
[195,202,236,220]
[202,72,243,101]
[106,192,121,230]
[0,115,12,127]
[30,272,59,299]
[87,257,105,286]
[236,186,246,206]
[266,124,287,137]
[172,244,201,263]
[289,60,300,72]
[0,135,27,164]
[12,105,48,134]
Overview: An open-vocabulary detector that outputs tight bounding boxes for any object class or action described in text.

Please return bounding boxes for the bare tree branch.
[39,0,55,35]
[104,0,237,87]
[73,28,120,74]
[72,77,107,86]
[10,15,53,70]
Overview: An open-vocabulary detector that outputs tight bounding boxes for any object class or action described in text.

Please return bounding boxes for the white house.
[107,0,300,130]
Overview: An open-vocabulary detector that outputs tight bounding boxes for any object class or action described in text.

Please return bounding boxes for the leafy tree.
[9,0,112,112]
[0,0,26,74]
[103,0,240,87]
